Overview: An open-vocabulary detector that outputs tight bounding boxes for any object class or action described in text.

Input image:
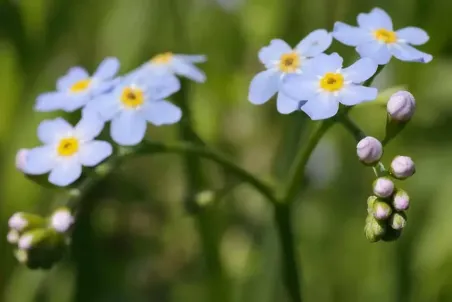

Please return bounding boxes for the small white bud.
[373,177,394,198]
[18,234,34,250]
[7,230,20,244]
[8,213,27,231]
[372,201,392,220]
[356,137,383,165]
[390,156,415,179]
[15,149,29,172]
[387,91,415,122]
[393,190,410,211]
[50,208,74,233]
[390,212,407,230]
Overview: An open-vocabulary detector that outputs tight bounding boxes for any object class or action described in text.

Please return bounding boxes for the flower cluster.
[248,7,431,119]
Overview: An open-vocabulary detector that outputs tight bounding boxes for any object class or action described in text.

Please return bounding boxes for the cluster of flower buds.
[357,90,416,242]
[7,208,74,269]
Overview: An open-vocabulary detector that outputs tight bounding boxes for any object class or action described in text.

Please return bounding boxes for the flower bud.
[373,177,394,198]
[50,208,74,233]
[390,156,415,180]
[195,190,216,208]
[372,201,392,220]
[18,229,54,250]
[364,215,387,242]
[8,212,46,232]
[356,137,383,165]
[387,91,415,122]
[392,189,410,211]
[367,196,378,214]
[389,212,407,230]
[15,149,29,172]
[7,230,20,244]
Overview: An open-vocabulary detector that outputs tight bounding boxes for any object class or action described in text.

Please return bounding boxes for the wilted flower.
[356,136,383,165]
[387,91,416,122]
[333,7,432,64]
[390,156,415,179]
[373,177,394,198]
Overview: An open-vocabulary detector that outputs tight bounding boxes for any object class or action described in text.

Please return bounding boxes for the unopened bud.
[15,149,29,172]
[7,230,20,244]
[50,208,74,233]
[367,196,378,214]
[373,177,394,198]
[14,249,28,264]
[387,91,415,122]
[390,156,415,179]
[356,137,383,165]
[389,212,407,230]
[8,212,45,232]
[364,215,387,242]
[18,229,54,250]
[372,201,392,220]
[195,191,215,207]
[392,189,410,211]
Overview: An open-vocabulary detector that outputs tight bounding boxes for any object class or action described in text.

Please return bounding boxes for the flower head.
[333,7,432,64]
[283,53,378,120]
[84,73,182,146]
[22,115,113,187]
[35,57,120,112]
[248,30,332,114]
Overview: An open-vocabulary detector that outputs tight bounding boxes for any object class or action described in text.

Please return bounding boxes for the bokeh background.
[0,0,451,301]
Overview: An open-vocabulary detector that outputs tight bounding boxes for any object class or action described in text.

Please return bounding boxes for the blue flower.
[22,115,113,187]
[84,73,182,146]
[135,53,207,83]
[248,29,332,114]
[333,7,432,65]
[35,57,120,113]
[283,53,378,120]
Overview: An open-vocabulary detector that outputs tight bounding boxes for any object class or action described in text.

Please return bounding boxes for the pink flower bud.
[387,91,415,122]
[372,201,392,220]
[393,189,410,211]
[356,136,383,165]
[390,156,415,179]
[373,177,394,198]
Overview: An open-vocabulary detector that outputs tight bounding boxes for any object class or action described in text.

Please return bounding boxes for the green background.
[0,0,450,301]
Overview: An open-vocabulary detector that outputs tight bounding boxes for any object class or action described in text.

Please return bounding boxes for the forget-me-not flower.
[84,73,182,146]
[333,7,432,65]
[248,29,332,114]
[35,57,120,113]
[23,115,113,187]
[283,53,378,120]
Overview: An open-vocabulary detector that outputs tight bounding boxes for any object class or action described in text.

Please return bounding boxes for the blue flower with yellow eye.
[35,57,120,113]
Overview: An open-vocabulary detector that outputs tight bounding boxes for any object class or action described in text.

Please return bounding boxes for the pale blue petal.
[339,85,378,105]
[79,141,112,167]
[258,39,292,67]
[75,113,105,141]
[23,146,55,175]
[111,111,147,146]
[60,94,91,112]
[172,59,206,83]
[310,53,343,75]
[342,58,378,83]
[396,27,429,45]
[48,160,82,187]
[357,41,392,65]
[390,44,432,63]
[142,100,182,126]
[148,73,181,100]
[91,78,120,96]
[38,118,73,144]
[358,8,393,30]
[175,54,207,63]
[295,29,332,57]
[282,75,318,100]
[333,22,372,46]
[301,93,339,120]
[248,70,280,105]
[35,92,66,112]
[276,92,300,114]
[93,57,120,80]
[57,67,89,91]
[84,93,120,121]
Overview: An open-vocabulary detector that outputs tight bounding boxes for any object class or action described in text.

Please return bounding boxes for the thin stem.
[336,114,366,141]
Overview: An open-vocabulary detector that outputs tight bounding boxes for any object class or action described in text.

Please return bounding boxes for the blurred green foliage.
[1,0,452,301]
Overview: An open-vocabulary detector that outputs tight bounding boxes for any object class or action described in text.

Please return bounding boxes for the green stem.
[336,114,366,141]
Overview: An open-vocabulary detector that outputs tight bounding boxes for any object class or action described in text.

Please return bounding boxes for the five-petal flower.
[333,7,432,65]
[283,53,378,120]
[248,29,333,114]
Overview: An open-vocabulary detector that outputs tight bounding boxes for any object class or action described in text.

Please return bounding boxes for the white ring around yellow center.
[279,52,300,73]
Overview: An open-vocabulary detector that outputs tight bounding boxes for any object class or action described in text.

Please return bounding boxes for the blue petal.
[358,7,393,30]
[92,78,120,96]
[79,141,112,167]
[60,94,91,112]
[23,146,55,175]
[84,93,121,122]
[396,27,429,45]
[276,92,300,114]
[172,59,206,83]
[93,57,120,80]
[111,111,147,146]
[356,41,392,65]
[35,92,65,112]
[74,113,105,141]
[258,39,292,67]
[248,69,280,105]
[309,53,343,76]
[175,54,207,63]
[339,85,378,106]
[48,159,82,187]
[333,22,372,46]
[282,74,317,101]
[148,73,181,100]
[142,100,182,126]
[342,58,378,83]
[57,67,89,91]
[38,118,73,144]
[295,29,332,57]
[301,93,339,120]
[390,44,432,63]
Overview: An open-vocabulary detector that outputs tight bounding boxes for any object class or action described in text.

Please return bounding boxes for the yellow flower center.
[57,137,79,157]
[279,52,300,73]
[121,87,144,108]
[70,79,91,93]
[320,73,344,92]
[373,28,397,44]
[150,52,173,65]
